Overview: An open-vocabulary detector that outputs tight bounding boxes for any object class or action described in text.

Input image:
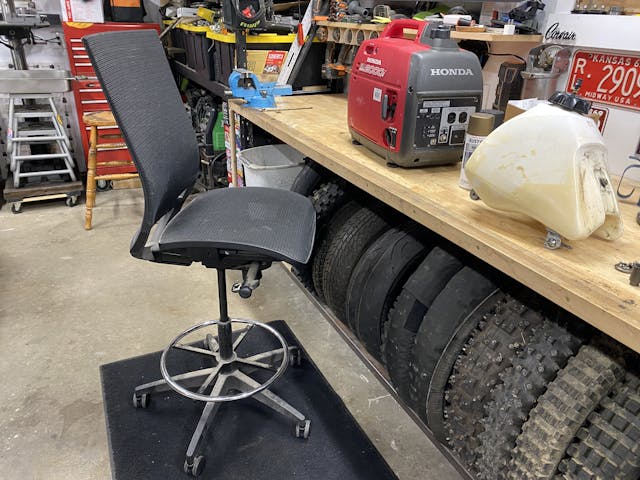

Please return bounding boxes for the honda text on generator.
[348,19,483,168]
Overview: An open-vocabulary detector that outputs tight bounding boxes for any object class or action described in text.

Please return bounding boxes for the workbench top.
[230,94,640,353]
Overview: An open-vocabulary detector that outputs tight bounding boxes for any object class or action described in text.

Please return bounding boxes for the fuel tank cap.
[548,79,591,115]
[548,91,591,114]
[430,24,451,39]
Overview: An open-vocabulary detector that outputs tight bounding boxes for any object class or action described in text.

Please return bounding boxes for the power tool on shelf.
[228,69,292,108]
[348,19,483,168]
[221,0,269,69]
[222,0,267,30]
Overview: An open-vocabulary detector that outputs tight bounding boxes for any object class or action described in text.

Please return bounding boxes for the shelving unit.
[228,94,640,353]
[283,265,475,480]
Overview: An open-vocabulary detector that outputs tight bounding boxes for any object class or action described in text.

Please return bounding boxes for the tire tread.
[508,344,625,480]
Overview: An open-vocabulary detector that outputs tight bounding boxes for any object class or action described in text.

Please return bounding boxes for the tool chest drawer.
[63,22,161,77]
[66,39,95,76]
[63,22,160,174]
[74,79,109,106]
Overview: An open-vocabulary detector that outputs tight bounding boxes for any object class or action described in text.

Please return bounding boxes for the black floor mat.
[100,320,398,480]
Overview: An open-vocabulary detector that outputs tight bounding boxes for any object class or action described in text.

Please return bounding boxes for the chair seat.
[159,187,316,265]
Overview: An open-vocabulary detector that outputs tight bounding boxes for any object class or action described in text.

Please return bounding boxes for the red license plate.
[568,50,640,111]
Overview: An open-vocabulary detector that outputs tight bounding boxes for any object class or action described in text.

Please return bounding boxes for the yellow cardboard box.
[247,50,288,82]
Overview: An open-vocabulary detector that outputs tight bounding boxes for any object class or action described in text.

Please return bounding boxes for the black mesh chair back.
[83,30,199,258]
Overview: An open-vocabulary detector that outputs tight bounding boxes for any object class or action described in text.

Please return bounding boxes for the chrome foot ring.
[159,319,290,403]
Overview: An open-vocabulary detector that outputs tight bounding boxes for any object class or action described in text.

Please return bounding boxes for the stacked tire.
[290,161,640,479]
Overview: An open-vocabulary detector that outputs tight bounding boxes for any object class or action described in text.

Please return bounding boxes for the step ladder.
[7,94,77,188]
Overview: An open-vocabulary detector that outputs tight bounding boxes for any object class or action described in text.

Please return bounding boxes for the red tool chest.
[63,22,160,175]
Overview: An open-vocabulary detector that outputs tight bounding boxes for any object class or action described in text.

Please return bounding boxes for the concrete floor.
[0,188,462,480]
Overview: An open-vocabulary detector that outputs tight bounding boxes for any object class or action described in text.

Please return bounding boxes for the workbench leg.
[84,126,98,230]
[228,106,239,188]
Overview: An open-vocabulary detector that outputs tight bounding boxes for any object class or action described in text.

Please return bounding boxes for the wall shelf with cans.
[315,20,542,44]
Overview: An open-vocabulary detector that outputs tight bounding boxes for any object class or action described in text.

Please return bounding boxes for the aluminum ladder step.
[14,111,58,119]
[12,135,66,142]
[17,169,74,179]
[13,152,71,160]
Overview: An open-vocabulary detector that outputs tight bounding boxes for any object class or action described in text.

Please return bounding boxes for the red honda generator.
[348,19,483,167]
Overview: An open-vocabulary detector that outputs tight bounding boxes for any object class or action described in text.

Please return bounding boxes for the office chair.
[83,31,316,477]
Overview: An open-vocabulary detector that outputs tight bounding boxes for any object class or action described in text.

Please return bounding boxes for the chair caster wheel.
[132,392,149,408]
[205,333,219,352]
[184,455,205,477]
[295,419,311,439]
[289,347,303,367]
[97,179,113,191]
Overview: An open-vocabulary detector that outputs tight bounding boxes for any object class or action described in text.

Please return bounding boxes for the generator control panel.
[415,98,478,148]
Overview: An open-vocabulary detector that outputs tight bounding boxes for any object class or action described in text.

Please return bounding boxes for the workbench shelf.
[282,265,475,480]
[228,94,640,354]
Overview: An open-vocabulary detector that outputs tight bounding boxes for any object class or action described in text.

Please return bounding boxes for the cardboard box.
[60,0,104,22]
[504,98,600,126]
[247,50,287,83]
[504,98,544,122]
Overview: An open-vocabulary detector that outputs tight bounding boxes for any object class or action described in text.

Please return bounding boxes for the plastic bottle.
[212,111,225,151]
[503,19,516,35]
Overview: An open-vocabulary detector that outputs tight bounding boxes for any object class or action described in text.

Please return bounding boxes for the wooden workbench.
[228,94,640,353]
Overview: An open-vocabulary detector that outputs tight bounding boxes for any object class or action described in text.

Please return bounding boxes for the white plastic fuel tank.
[465,102,623,242]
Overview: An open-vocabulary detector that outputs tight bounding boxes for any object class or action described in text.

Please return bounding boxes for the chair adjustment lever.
[232,262,262,298]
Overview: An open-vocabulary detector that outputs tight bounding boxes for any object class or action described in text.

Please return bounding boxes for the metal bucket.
[521,71,562,101]
[0,69,72,94]
[520,45,571,101]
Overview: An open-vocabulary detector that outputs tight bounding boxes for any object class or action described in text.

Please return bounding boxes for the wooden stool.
[83,111,138,230]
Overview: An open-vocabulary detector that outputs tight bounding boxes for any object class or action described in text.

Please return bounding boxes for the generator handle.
[380,19,428,43]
